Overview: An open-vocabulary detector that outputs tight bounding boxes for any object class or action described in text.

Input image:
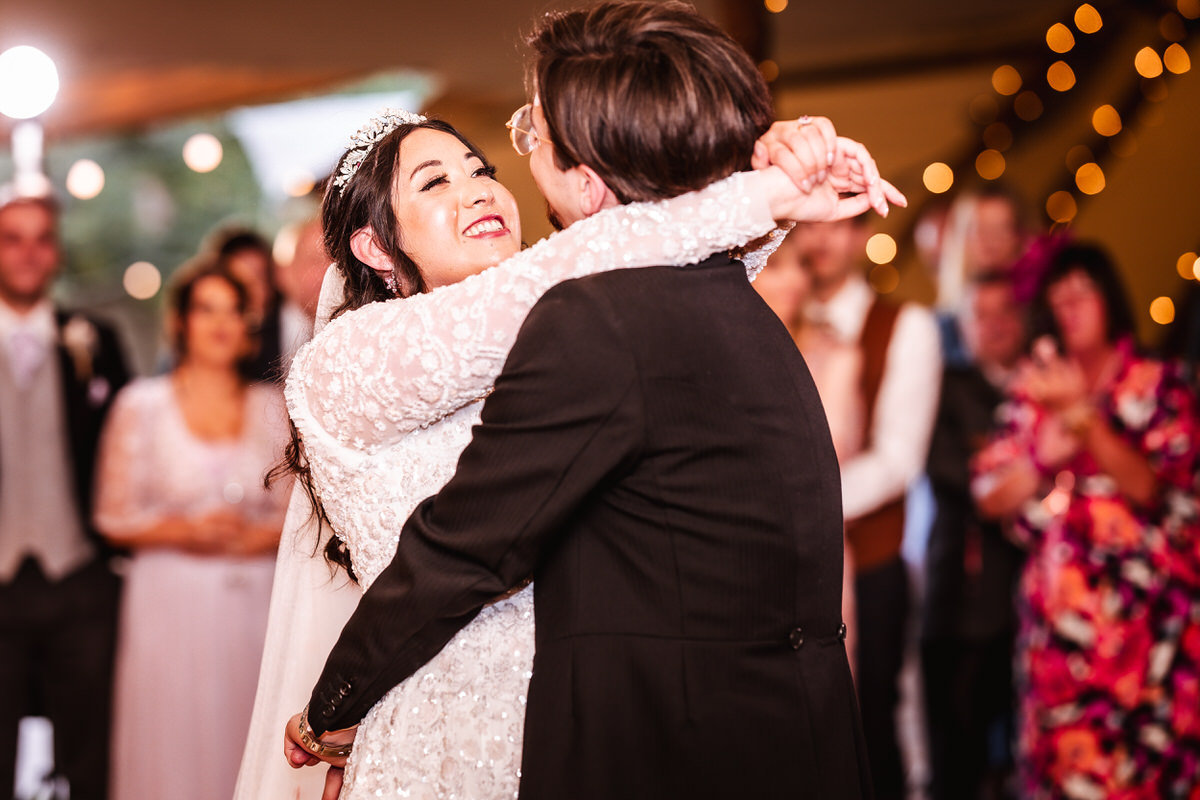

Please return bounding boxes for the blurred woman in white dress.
[94,257,290,800]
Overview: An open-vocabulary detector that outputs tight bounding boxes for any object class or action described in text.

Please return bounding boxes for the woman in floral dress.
[972,243,1200,799]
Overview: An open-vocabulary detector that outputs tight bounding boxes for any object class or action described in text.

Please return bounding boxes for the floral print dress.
[974,344,1200,799]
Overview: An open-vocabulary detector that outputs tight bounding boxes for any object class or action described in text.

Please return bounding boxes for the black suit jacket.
[310,255,871,799]
[0,311,130,557]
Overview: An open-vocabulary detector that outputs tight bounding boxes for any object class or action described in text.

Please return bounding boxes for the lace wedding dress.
[239,172,785,800]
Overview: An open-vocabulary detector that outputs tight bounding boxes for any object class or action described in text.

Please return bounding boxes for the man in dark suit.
[288,3,900,797]
[921,272,1027,800]
[0,194,129,800]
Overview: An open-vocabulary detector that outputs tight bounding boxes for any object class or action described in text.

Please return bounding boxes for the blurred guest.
[211,227,286,382]
[0,194,129,800]
[93,257,290,800]
[791,217,942,800]
[921,272,1028,800]
[934,185,1029,366]
[272,217,328,366]
[972,244,1200,799]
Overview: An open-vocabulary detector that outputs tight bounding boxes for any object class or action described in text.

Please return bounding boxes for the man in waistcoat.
[0,193,130,800]
[792,216,941,800]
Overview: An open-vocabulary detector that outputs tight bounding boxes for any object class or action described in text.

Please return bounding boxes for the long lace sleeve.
[93,381,163,538]
[287,170,780,453]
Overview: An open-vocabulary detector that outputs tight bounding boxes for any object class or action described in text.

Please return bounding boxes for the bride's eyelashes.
[420,165,499,193]
[420,174,449,192]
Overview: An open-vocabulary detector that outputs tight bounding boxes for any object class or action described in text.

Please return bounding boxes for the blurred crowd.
[1,175,1198,800]
[0,195,327,800]
[754,189,1200,800]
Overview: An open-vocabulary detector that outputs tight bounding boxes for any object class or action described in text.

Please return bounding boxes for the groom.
[292,3,882,797]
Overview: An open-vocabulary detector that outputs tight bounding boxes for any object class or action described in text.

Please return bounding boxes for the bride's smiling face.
[392,128,521,289]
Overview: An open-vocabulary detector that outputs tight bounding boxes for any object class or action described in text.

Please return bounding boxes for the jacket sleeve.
[306,277,644,734]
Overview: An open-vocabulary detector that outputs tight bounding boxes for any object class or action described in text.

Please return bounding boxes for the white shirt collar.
[806,274,873,343]
[0,298,56,345]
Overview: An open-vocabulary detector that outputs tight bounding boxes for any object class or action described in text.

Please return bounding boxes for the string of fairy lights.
[760,0,1199,328]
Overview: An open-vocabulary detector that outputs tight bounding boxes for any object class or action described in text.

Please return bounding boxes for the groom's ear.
[575,164,620,217]
[349,225,395,279]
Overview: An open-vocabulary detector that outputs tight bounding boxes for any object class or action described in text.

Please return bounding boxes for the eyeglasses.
[506,103,552,156]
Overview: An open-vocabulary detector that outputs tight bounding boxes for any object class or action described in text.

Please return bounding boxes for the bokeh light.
[765,0,788,12]
[0,46,59,119]
[991,65,1022,96]
[1075,4,1103,33]
[1092,105,1122,136]
[1075,162,1106,195]
[1160,13,1187,41]
[273,225,300,267]
[1047,61,1077,92]
[869,264,900,294]
[1179,0,1200,20]
[1046,23,1076,53]
[1135,47,1164,78]
[1149,296,1175,325]
[976,149,1006,180]
[983,122,1013,151]
[1046,191,1078,223]
[183,133,223,173]
[284,170,316,198]
[1014,91,1044,121]
[123,262,162,300]
[1164,43,1191,74]
[865,233,897,265]
[1065,144,1094,171]
[1176,252,1198,280]
[758,59,780,82]
[923,162,954,194]
[66,159,105,200]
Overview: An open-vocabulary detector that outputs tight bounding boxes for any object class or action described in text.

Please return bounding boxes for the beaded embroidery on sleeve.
[286,169,782,457]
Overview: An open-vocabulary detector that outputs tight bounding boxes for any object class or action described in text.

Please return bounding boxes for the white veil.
[313,263,347,335]
[233,264,360,800]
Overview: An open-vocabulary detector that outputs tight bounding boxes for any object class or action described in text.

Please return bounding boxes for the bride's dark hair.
[270,117,495,580]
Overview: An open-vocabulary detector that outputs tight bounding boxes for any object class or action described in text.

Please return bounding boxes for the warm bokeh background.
[1,0,1197,367]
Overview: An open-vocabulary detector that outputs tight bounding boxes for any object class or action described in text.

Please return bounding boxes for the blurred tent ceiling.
[0,0,1102,138]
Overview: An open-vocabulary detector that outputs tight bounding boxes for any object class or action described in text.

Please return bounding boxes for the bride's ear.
[349,225,395,281]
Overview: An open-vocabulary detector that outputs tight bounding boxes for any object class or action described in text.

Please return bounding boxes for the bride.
[236,107,900,799]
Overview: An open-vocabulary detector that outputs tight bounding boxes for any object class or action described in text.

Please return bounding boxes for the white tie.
[7,326,48,389]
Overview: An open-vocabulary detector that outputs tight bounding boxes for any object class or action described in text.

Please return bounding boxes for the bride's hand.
[752,117,907,219]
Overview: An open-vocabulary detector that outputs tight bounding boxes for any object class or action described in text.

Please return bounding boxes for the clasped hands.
[1019,336,1095,469]
[284,711,357,800]
[751,115,907,223]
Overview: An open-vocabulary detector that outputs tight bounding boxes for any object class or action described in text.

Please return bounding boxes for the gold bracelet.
[298,705,354,759]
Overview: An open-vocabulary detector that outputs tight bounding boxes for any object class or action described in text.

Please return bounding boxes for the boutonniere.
[61,314,98,382]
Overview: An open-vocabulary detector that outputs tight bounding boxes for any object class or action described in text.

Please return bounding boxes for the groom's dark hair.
[528,1,774,204]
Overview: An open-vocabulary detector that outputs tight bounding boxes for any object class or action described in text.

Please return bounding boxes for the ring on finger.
[798,115,813,127]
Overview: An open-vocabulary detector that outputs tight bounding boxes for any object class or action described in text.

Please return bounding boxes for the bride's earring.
[385,270,399,295]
